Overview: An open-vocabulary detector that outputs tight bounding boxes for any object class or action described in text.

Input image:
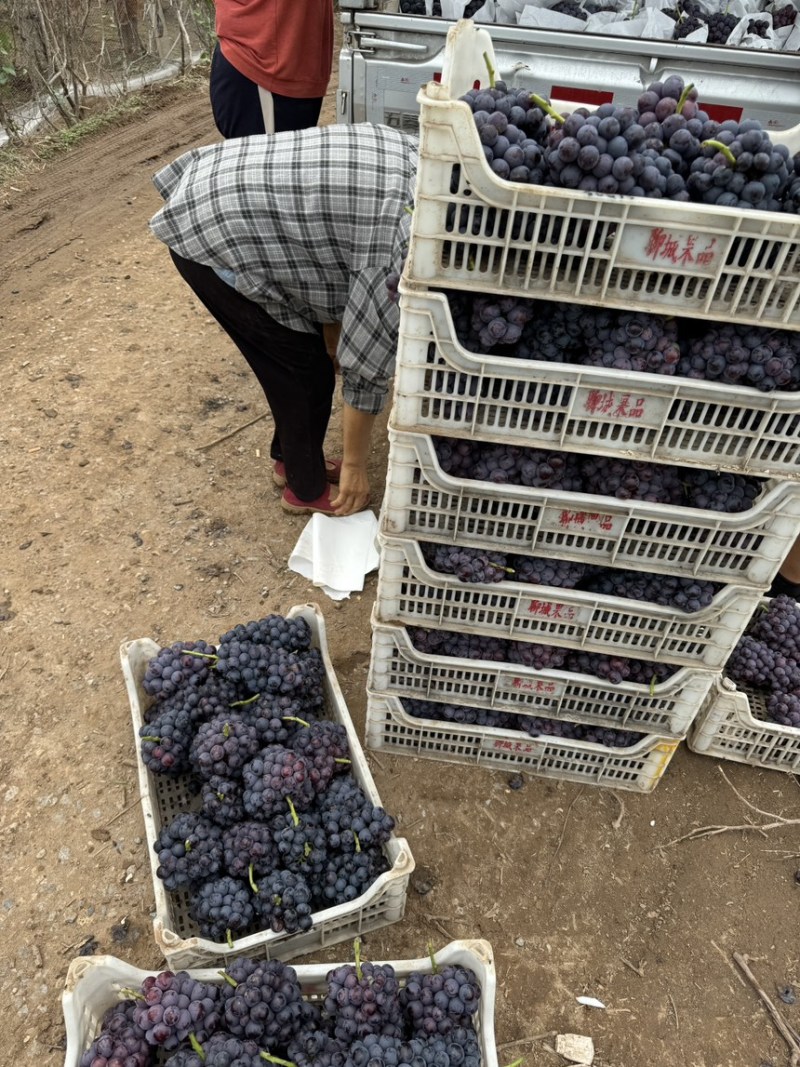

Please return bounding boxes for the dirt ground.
[2,63,800,1067]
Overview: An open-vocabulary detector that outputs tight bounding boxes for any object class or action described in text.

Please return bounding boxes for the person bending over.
[149,122,417,517]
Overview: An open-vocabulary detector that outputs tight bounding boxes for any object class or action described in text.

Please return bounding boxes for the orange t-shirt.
[216,0,334,99]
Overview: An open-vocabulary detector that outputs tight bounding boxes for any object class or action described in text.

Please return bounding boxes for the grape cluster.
[241,744,321,820]
[190,714,261,780]
[552,0,588,17]
[132,971,222,1050]
[143,641,217,702]
[706,11,738,42]
[139,705,195,775]
[401,966,481,1036]
[470,294,535,349]
[80,1000,150,1067]
[215,615,322,697]
[774,3,797,28]
[221,819,277,880]
[201,775,247,826]
[420,541,510,583]
[220,957,308,1044]
[748,17,770,36]
[188,875,257,943]
[324,958,404,1042]
[317,777,396,854]
[164,1033,263,1067]
[254,868,314,934]
[678,322,800,392]
[725,597,800,729]
[153,812,224,892]
[583,311,681,375]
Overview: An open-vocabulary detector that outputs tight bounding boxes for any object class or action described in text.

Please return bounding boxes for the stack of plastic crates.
[365,19,800,792]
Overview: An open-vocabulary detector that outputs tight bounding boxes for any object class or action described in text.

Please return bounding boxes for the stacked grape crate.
[365,19,800,791]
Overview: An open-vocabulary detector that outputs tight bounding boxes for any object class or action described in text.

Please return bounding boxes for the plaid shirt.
[150,123,418,414]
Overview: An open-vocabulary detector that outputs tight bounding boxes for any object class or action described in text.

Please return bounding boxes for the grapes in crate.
[79,1000,150,1067]
[80,943,487,1067]
[135,613,403,946]
[458,73,800,213]
[724,596,800,728]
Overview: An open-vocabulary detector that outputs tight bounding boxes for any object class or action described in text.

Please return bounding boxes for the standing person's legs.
[272,93,323,132]
[210,44,266,138]
[169,251,335,502]
[210,43,323,138]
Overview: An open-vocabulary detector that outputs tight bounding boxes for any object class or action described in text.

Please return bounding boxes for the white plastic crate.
[366,692,679,793]
[369,615,713,736]
[406,21,800,329]
[392,289,800,480]
[376,534,762,671]
[120,604,414,970]
[689,677,800,773]
[62,941,497,1067]
[381,429,800,588]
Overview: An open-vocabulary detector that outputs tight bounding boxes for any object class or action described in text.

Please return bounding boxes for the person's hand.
[332,461,370,516]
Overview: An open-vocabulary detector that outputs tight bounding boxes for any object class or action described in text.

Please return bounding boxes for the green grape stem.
[426,940,439,974]
[248,863,259,894]
[482,51,496,89]
[140,735,160,743]
[287,796,300,827]
[260,1055,297,1067]
[676,81,694,113]
[354,936,364,981]
[189,1033,206,1060]
[119,988,146,1001]
[180,649,218,661]
[282,716,310,728]
[532,94,565,124]
[334,757,351,765]
[219,970,238,987]
[702,139,736,167]
[231,693,259,707]
[504,1059,524,1067]
[226,928,234,949]
[403,204,414,215]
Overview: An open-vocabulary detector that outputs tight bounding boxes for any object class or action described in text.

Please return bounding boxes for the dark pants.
[209,43,323,138]
[170,250,335,501]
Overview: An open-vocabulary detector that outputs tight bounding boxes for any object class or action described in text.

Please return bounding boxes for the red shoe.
[272,458,342,489]
[280,484,339,516]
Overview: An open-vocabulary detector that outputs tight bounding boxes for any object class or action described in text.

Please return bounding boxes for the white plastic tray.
[689,676,800,773]
[62,941,497,1067]
[376,534,762,670]
[366,692,679,793]
[406,21,800,329]
[381,428,800,588]
[391,288,800,480]
[120,604,414,970]
[368,613,713,736]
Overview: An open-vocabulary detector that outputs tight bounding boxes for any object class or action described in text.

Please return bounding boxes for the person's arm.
[333,403,376,516]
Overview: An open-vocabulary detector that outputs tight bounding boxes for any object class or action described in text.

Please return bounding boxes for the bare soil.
[2,70,800,1067]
